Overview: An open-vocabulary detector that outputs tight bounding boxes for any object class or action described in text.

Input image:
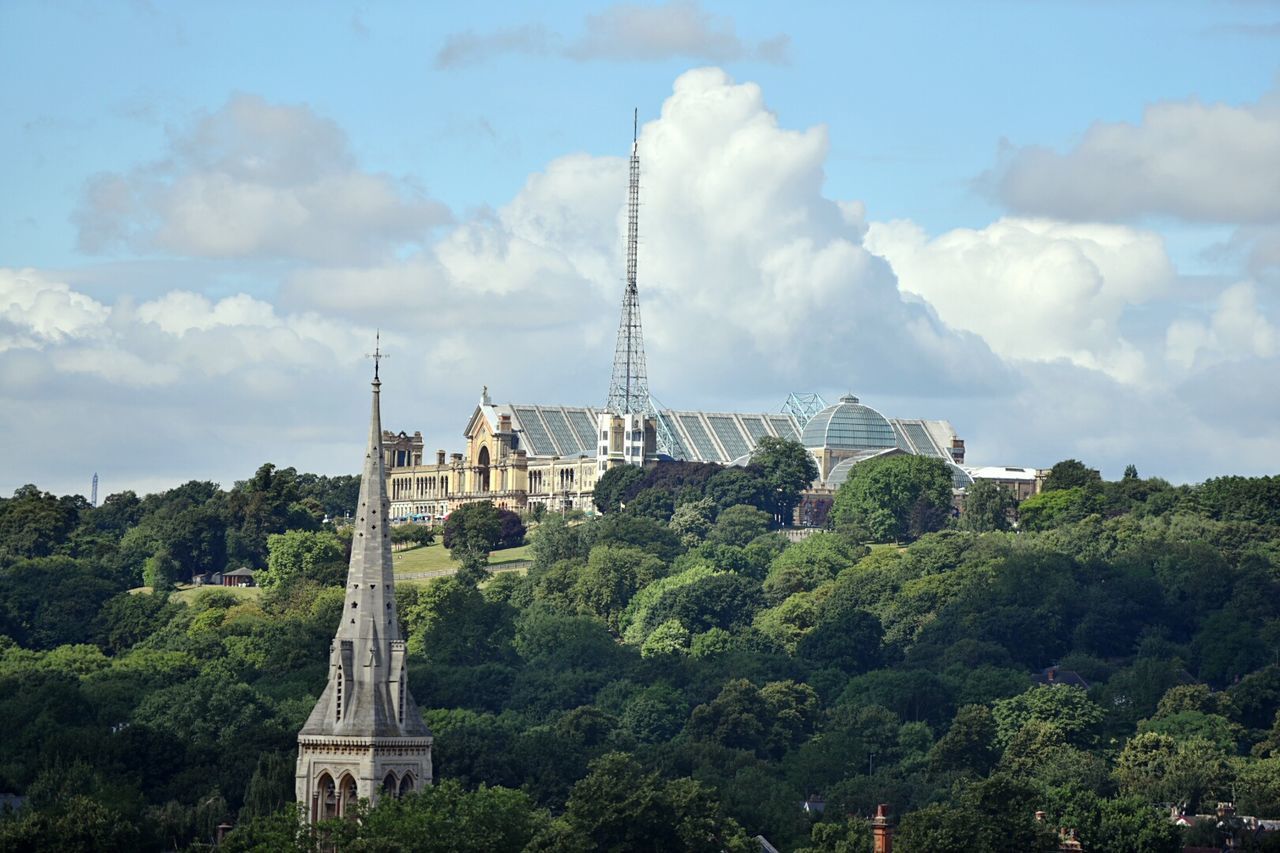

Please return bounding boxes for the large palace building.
[381,121,996,524]
[383,388,968,522]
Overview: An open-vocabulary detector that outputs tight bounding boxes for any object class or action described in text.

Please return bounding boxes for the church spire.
[296,357,432,822]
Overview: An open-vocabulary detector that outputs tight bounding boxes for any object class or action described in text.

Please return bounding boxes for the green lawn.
[393,542,532,576]
[130,584,262,604]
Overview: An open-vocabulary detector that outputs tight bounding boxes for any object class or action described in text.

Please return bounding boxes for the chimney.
[498,414,512,433]
[451,452,463,464]
[950,437,965,463]
[436,449,446,465]
[871,803,893,853]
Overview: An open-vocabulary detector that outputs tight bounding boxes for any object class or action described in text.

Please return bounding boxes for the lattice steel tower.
[604,110,651,416]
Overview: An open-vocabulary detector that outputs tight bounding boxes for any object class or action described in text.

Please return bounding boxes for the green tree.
[259,529,345,590]
[559,752,753,852]
[240,751,294,820]
[704,467,771,513]
[572,545,666,631]
[530,513,586,572]
[830,455,954,543]
[929,704,998,777]
[958,479,1017,532]
[1114,732,1232,811]
[1043,459,1101,491]
[593,465,646,515]
[444,501,504,583]
[669,497,716,548]
[763,532,861,604]
[142,548,178,591]
[708,504,772,547]
[992,685,1105,748]
[750,437,819,525]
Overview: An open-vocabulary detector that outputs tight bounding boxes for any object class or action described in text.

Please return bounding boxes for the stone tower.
[295,364,432,822]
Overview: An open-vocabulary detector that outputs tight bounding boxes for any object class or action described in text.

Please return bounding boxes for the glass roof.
[708,415,749,460]
[801,394,898,451]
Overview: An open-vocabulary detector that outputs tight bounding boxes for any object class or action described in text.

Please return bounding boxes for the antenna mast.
[605,109,651,416]
[91,473,98,508]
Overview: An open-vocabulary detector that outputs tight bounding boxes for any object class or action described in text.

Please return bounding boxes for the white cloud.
[0,268,110,351]
[282,67,1006,406]
[74,94,451,263]
[10,68,1280,496]
[987,85,1280,224]
[1166,281,1276,370]
[434,2,788,69]
[864,217,1173,383]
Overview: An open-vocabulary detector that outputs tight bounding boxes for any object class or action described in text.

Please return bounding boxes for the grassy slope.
[392,542,532,575]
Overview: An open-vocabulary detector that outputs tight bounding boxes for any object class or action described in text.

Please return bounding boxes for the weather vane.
[366,330,389,380]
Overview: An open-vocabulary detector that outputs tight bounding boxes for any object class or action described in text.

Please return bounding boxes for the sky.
[1,1,1278,498]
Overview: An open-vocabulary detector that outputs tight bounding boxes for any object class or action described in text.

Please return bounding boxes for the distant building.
[221,567,256,588]
[1032,665,1090,690]
[385,390,967,524]
[964,465,1045,501]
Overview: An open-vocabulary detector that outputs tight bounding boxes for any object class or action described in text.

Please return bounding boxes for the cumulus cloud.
[434,2,787,69]
[864,218,1174,382]
[74,94,451,263]
[1166,281,1277,370]
[986,86,1280,224]
[12,68,1280,495]
[281,67,1006,411]
[0,268,110,351]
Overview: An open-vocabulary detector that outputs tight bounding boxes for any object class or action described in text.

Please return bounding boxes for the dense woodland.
[1,444,1278,852]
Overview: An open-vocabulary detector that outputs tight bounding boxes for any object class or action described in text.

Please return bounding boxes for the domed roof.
[801,394,899,451]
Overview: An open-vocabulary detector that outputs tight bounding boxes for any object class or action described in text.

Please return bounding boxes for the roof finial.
[366,330,389,383]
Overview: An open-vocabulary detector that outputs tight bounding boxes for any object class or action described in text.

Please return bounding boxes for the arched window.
[398,773,414,797]
[317,772,338,821]
[381,772,398,797]
[477,446,491,492]
[338,774,358,818]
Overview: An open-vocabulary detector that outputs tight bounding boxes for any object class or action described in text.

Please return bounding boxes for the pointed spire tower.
[604,109,651,416]
[296,341,432,822]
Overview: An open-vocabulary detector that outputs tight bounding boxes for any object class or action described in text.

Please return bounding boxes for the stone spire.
[296,363,432,821]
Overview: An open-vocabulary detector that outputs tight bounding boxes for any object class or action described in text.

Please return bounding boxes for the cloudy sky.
[2,2,1278,497]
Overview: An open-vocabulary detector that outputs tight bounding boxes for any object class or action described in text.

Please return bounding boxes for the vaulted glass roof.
[800,394,899,451]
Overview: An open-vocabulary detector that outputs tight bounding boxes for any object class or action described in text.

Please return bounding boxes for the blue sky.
[2,1,1278,495]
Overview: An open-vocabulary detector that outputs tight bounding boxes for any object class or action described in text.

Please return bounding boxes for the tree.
[529,513,586,572]
[958,479,1017,532]
[593,466,645,514]
[406,577,515,665]
[750,437,819,525]
[797,607,883,673]
[571,545,665,630]
[762,532,861,604]
[1016,487,1094,531]
[929,704,998,777]
[1114,732,1231,812]
[992,685,1105,748]
[1043,459,1101,492]
[830,455,954,543]
[708,505,771,547]
[445,501,504,582]
[495,508,526,549]
[704,467,771,514]
[142,548,178,591]
[669,498,716,547]
[259,530,345,590]
[559,752,752,852]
